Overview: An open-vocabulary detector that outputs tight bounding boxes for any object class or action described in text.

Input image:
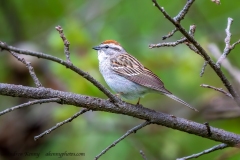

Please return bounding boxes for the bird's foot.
[136,98,143,107]
[115,92,123,98]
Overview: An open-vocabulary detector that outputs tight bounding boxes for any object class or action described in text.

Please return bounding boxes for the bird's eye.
[105,45,109,49]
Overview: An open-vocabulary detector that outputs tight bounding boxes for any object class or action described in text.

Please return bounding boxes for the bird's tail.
[165,94,198,112]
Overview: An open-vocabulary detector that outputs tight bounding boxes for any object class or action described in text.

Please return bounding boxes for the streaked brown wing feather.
[110,54,171,94]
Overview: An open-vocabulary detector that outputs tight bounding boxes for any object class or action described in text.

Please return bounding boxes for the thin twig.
[177,143,228,160]
[0,41,120,103]
[200,61,208,77]
[34,108,90,141]
[174,0,195,22]
[216,18,240,68]
[0,98,60,116]
[55,25,72,64]
[162,28,178,40]
[151,0,240,106]
[185,43,202,56]
[231,39,240,49]
[95,121,151,160]
[10,51,42,87]
[216,18,234,67]
[149,38,186,48]
[200,84,233,99]
[140,150,148,160]
[188,25,196,36]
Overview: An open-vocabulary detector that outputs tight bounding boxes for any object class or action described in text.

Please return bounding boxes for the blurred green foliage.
[0,0,240,160]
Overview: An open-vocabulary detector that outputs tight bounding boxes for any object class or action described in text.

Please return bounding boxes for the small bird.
[93,40,198,112]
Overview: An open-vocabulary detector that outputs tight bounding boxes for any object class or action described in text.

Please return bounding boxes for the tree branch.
[0,2,239,159]
[0,98,60,116]
[161,0,195,40]
[162,28,178,40]
[140,150,148,160]
[208,44,240,85]
[10,50,42,87]
[200,61,208,77]
[150,25,203,58]
[0,41,120,104]
[149,38,186,48]
[151,0,240,106]
[55,25,72,64]
[173,0,195,22]
[177,143,228,160]
[200,84,233,99]
[1,83,240,146]
[216,18,240,67]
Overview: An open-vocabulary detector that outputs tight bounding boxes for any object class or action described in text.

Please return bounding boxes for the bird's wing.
[110,54,171,94]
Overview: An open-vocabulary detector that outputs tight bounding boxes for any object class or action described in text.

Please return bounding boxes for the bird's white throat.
[98,50,108,63]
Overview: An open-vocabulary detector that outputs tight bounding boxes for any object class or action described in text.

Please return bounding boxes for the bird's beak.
[92,45,101,50]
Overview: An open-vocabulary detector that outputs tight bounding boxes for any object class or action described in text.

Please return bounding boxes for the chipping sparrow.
[93,40,198,112]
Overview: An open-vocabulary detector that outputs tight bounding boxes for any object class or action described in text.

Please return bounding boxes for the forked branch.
[151,0,240,106]
[216,18,240,67]
[0,41,120,104]
[10,50,42,87]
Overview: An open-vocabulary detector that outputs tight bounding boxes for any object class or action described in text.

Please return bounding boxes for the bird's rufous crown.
[101,40,121,46]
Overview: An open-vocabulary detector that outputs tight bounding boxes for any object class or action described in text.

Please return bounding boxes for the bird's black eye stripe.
[104,45,120,51]
[113,47,120,51]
